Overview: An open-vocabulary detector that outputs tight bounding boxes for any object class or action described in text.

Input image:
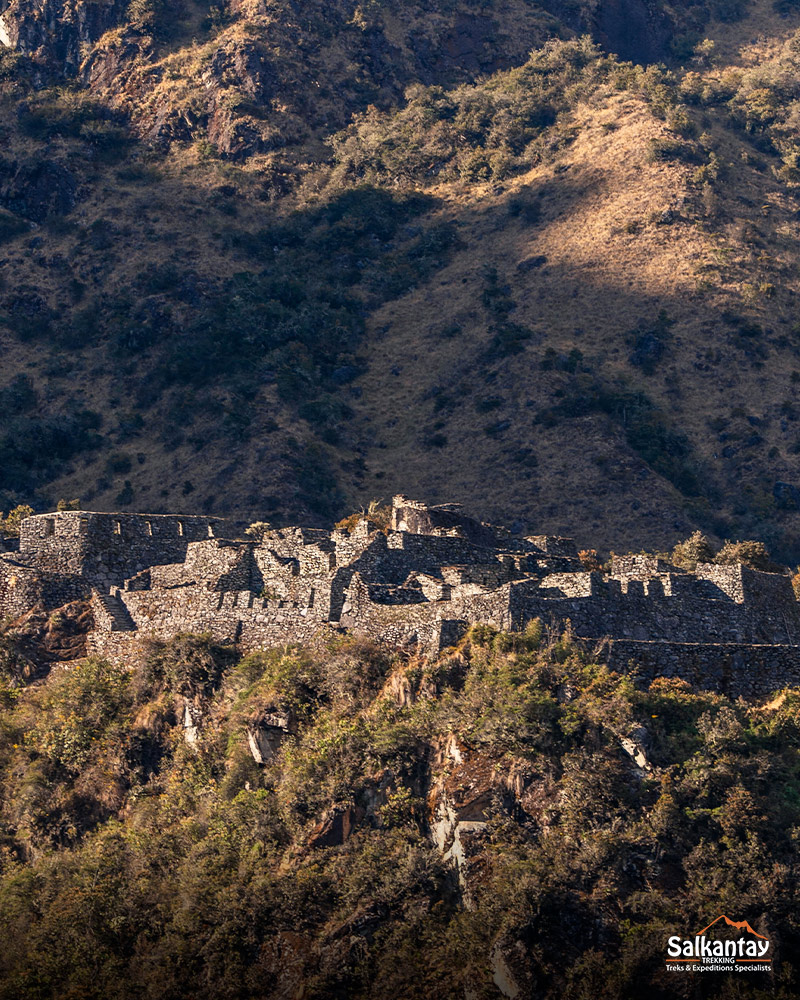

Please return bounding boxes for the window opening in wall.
[114,521,122,535]
[44,519,55,537]
[79,519,88,535]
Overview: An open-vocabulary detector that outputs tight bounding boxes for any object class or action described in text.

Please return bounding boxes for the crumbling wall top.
[527,535,578,558]
[390,495,498,547]
[611,554,673,580]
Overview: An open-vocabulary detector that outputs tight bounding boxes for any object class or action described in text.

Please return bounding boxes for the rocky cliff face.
[0,0,128,72]
[0,0,704,157]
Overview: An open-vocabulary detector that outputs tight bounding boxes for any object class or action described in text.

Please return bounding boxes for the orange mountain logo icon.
[696,915,768,940]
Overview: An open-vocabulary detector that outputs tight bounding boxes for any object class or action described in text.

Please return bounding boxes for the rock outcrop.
[246,708,295,763]
[0,0,127,73]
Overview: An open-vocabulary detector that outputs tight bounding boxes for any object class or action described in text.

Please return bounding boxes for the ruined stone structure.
[2,496,800,697]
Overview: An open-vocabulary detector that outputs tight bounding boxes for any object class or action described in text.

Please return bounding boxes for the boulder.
[308,802,361,848]
[246,708,295,763]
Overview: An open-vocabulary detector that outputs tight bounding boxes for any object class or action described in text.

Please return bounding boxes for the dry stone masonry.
[2,496,800,697]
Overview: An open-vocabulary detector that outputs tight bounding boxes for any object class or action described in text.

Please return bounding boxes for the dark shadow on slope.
[346,167,800,563]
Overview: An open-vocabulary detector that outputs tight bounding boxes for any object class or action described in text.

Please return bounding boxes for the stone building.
[2,496,800,697]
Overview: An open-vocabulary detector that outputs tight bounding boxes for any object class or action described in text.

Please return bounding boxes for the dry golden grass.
[5,0,800,554]
[346,67,800,550]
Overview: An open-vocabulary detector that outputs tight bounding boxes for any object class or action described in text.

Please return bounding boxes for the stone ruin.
[2,495,800,697]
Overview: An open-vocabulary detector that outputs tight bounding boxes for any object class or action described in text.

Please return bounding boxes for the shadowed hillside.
[2,0,800,556]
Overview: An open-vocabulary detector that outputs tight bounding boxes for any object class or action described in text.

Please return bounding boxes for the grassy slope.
[3,0,800,555]
[350,92,712,544]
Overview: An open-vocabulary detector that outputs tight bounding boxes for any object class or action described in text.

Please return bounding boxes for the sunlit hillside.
[2,0,800,557]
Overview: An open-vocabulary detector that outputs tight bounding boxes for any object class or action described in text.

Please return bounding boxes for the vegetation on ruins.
[714,539,780,572]
[0,504,34,538]
[668,531,785,573]
[244,520,273,540]
[0,627,798,998]
[671,529,716,570]
[335,498,393,533]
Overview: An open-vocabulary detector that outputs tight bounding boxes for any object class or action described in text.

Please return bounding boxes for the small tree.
[2,504,34,538]
[714,539,777,572]
[578,549,602,572]
[57,498,81,511]
[671,530,716,570]
[335,499,391,534]
[245,521,272,541]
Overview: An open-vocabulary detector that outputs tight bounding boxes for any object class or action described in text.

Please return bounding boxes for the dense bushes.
[111,186,454,460]
[329,37,616,186]
[714,538,778,571]
[671,532,780,571]
[17,89,130,161]
[1,629,799,997]
[536,378,703,498]
[677,28,800,186]
[671,529,715,569]
[141,633,239,699]
[0,503,33,538]
[0,409,103,496]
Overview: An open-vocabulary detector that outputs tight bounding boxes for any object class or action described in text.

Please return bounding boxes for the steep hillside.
[3,0,800,556]
[0,628,797,998]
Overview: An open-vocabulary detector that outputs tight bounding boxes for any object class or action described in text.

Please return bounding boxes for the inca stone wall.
[604,641,800,698]
[19,511,227,588]
[0,556,86,620]
[5,497,800,698]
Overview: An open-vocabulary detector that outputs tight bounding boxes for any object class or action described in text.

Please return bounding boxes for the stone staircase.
[94,589,137,632]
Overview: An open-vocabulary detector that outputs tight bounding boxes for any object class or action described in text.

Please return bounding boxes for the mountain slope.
[2,1,800,556]
[0,629,796,999]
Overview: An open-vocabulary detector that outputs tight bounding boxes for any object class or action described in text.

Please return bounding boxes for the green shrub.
[140,633,239,699]
[105,453,132,476]
[647,137,702,163]
[1,504,34,538]
[714,539,779,571]
[329,37,613,187]
[27,659,131,774]
[672,530,716,569]
[536,380,703,498]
